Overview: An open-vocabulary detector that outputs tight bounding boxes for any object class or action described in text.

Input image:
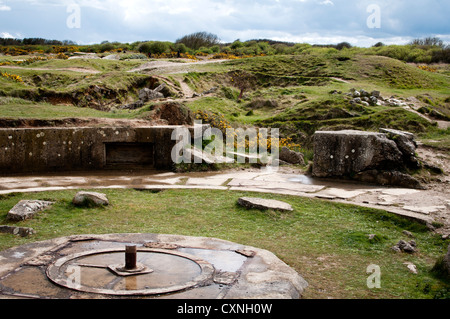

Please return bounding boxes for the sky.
[0,0,449,47]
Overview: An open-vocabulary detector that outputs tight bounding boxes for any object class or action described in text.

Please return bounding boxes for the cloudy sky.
[0,0,449,47]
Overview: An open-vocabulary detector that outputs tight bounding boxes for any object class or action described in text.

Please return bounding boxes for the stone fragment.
[7,200,54,221]
[238,197,293,212]
[279,147,305,165]
[139,87,164,101]
[404,262,418,274]
[380,128,418,167]
[0,225,36,237]
[396,240,417,254]
[72,191,109,207]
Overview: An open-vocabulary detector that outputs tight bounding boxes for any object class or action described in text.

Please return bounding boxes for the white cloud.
[319,0,334,5]
[1,32,14,38]
[3,0,449,45]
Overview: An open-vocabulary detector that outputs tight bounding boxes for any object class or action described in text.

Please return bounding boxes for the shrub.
[138,42,152,54]
[336,42,352,50]
[230,40,244,50]
[176,32,220,50]
[149,42,169,55]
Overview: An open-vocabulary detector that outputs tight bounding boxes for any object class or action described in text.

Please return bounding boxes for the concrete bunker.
[0,126,184,174]
[105,142,155,168]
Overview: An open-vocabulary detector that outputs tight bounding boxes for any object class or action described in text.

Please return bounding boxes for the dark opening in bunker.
[105,143,155,168]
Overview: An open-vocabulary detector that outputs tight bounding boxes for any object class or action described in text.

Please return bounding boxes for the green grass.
[0,98,132,119]
[0,188,448,299]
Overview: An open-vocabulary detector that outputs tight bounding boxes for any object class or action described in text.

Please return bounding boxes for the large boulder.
[312,130,403,177]
[312,130,423,188]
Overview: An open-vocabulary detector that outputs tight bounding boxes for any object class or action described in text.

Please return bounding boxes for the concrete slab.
[381,189,421,196]
[0,233,308,299]
[314,188,369,200]
[228,178,325,193]
[238,197,294,212]
[403,206,447,215]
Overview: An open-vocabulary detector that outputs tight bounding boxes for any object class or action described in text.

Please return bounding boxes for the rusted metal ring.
[46,247,215,296]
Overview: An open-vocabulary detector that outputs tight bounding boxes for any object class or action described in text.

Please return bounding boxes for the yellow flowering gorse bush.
[1,72,23,83]
[194,110,301,153]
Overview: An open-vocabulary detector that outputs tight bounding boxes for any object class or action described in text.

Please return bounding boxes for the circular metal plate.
[46,247,215,296]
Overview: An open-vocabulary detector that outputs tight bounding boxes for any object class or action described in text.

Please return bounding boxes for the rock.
[371,91,381,98]
[361,101,370,107]
[120,100,144,110]
[353,91,361,97]
[312,130,403,178]
[0,225,36,237]
[139,88,164,101]
[379,128,417,161]
[386,98,406,107]
[351,97,362,104]
[404,262,418,274]
[279,147,305,165]
[369,96,378,106]
[7,200,54,221]
[72,191,109,207]
[396,240,416,253]
[150,101,194,125]
[312,130,424,189]
[360,89,369,97]
[238,197,294,212]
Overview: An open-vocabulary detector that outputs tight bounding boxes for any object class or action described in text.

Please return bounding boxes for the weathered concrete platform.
[0,233,308,299]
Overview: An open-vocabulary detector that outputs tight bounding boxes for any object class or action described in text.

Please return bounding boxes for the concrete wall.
[0,126,181,174]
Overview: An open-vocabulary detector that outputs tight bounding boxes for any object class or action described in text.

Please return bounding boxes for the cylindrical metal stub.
[125,245,137,270]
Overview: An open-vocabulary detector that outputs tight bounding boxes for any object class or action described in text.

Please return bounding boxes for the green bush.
[149,42,169,55]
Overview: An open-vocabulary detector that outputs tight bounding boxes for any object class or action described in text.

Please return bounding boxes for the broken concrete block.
[7,200,54,221]
[312,130,403,178]
[238,197,293,212]
[72,191,109,207]
[0,225,36,237]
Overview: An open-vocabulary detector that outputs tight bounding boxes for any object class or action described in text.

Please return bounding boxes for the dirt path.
[0,65,101,74]
[128,59,227,75]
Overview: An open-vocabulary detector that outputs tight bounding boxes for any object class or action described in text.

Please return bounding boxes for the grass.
[0,188,448,299]
[0,98,133,119]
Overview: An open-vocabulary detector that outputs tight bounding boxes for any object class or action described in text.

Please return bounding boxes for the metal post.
[125,245,137,270]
